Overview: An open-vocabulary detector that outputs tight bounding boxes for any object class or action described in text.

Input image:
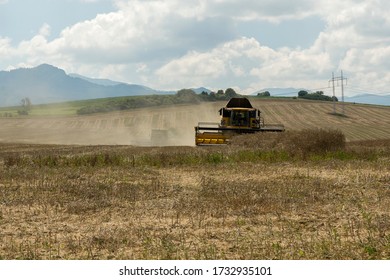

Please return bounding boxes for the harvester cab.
[195,97,284,145]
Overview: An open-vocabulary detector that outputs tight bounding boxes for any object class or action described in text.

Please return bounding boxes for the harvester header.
[195,97,284,145]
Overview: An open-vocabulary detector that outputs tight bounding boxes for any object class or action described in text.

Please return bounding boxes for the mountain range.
[0,64,177,106]
[344,94,390,106]
[0,64,389,106]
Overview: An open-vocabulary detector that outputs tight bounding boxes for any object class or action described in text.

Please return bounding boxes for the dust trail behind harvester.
[0,102,224,146]
[2,100,390,145]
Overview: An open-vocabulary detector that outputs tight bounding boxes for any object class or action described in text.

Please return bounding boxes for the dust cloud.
[0,102,224,146]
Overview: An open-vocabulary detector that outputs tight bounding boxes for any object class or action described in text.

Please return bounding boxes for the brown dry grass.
[0,130,389,260]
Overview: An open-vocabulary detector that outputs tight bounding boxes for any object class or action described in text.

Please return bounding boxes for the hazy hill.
[68,73,127,87]
[345,94,390,106]
[70,73,210,95]
[0,64,172,106]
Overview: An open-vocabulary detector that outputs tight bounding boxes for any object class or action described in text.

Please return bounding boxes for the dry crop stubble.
[1,99,390,146]
[0,131,390,259]
[0,102,221,146]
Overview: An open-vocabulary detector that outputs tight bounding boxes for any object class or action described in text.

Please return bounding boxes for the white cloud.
[341,46,390,89]
[1,0,390,96]
[39,23,51,37]
[0,37,11,52]
[155,37,260,85]
[156,37,333,93]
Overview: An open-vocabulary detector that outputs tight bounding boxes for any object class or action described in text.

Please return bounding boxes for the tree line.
[256,90,337,101]
[297,90,338,101]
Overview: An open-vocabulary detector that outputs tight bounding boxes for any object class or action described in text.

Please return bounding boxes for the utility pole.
[329,70,348,115]
[331,72,336,114]
[341,70,345,115]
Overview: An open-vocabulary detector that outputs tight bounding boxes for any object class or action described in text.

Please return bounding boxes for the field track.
[0,99,389,145]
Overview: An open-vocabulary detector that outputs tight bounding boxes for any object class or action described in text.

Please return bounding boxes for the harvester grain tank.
[195,97,284,145]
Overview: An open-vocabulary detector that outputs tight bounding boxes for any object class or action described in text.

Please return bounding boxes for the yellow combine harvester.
[195,97,285,145]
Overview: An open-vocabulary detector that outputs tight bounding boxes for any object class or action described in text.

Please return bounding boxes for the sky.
[1,0,390,96]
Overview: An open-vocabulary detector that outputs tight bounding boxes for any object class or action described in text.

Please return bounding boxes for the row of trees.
[298,90,338,101]
[255,90,337,101]
[199,88,239,101]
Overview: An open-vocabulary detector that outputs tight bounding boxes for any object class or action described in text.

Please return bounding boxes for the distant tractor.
[195,97,285,145]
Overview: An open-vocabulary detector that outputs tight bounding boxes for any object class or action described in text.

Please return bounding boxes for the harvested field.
[0,99,389,146]
[0,132,389,259]
[0,100,389,259]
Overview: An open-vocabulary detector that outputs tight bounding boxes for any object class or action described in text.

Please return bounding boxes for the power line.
[329,70,347,115]
[345,86,390,96]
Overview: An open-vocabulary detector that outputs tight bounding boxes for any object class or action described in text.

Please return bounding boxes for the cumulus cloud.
[2,0,390,95]
[156,37,332,93]
[203,0,318,22]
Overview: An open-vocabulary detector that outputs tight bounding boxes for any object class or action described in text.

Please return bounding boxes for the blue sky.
[0,0,115,44]
[1,0,390,96]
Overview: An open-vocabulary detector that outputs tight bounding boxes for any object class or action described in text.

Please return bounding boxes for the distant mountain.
[2,65,388,107]
[0,64,174,106]
[68,73,125,87]
[191,87,212,94]
[345,94,390,106]
[71,73,208,95]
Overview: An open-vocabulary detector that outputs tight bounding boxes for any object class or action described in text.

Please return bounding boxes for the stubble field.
[0,99,389,259]
[1,99,390,146]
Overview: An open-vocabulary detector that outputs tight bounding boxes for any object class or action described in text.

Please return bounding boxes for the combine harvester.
[195,97,285,145]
